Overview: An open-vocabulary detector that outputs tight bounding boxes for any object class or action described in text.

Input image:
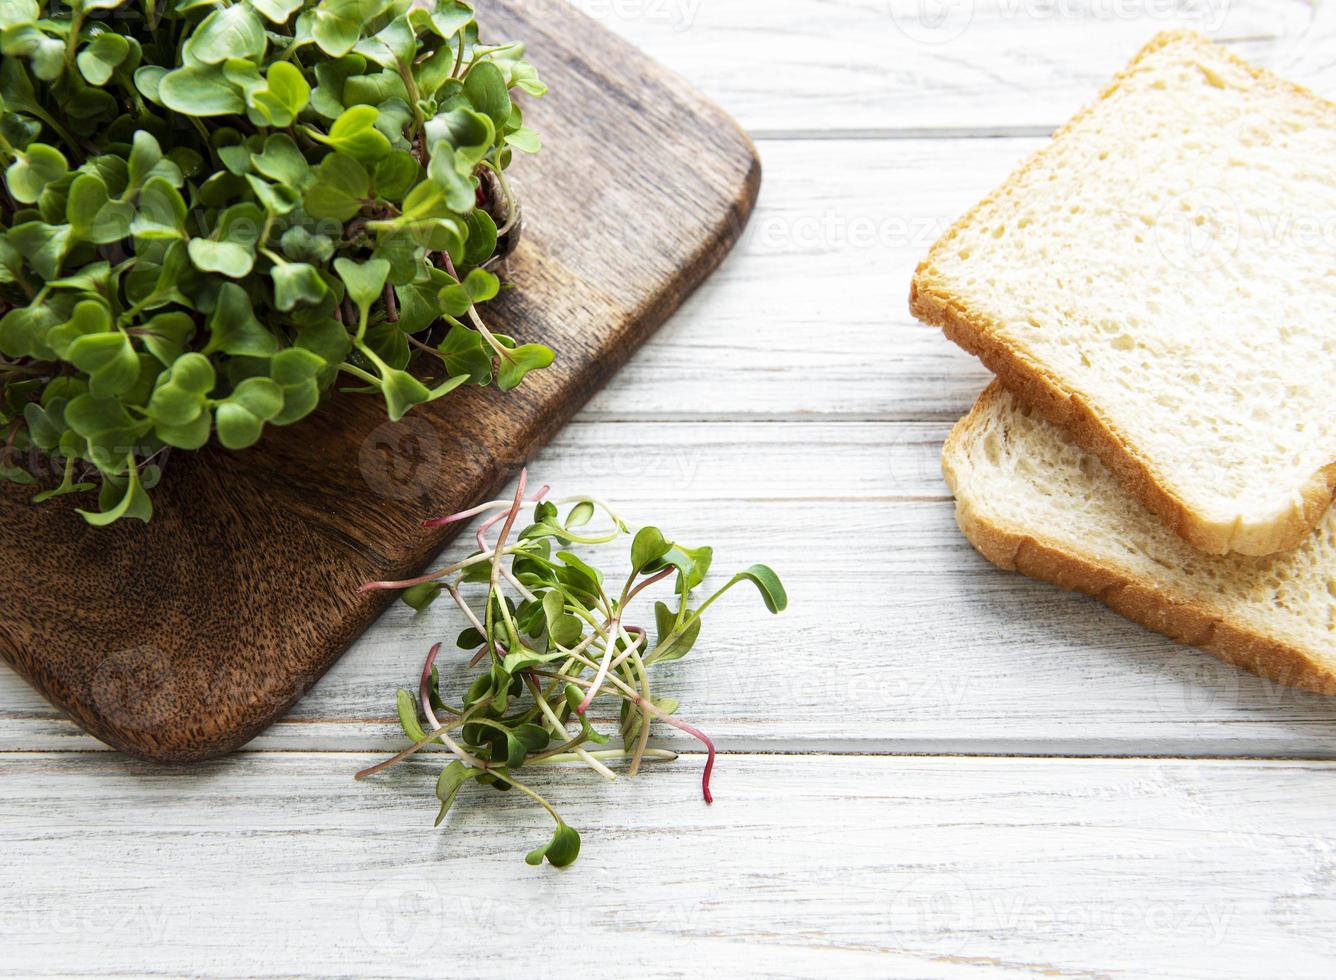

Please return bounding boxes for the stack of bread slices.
[910,31,1336,693]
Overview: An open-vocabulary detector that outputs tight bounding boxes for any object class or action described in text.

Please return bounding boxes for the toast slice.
[944,382,1336,695]
[911,31,1336,557]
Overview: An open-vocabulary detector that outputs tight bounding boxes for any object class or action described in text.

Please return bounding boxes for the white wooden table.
[5,4,1336,976]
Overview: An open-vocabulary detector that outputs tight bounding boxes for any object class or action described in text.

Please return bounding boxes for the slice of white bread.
[911,31,1336,557]
[944,382,1336,695]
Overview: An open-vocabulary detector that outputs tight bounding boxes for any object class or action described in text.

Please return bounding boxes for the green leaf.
[251,133,311,188]
[424,1,473,41]
[309,53,362,118]
[372,151,419,201]
[66,332,140,397]
[425,106,494,162]
[131,177,188,239]
[203,283,280,358]
[354,14,416,69]
[436,325,491,383]
[3,24,64,81]
[134,65,167,105]
[66,173,134,244]
[147,354,216,444]
[295,317,352,366]
[31,456,95,504]
[379,367,429,422]
[250,61,310,126]
[152,406,212,451]
[188,240,251,277]
[651,602,700,663]
[271,260,329,312]
[525,823,580,868]
[496,344,553,391]
[159,65,246,116]
[729,564,788,614]
[47,299,110,358]
[188,202,264,278]
[77,459,152,526]
[462,61,511,126]
[402,582,443,612]
[8,220,70,279]
[302,152,369,221]
[0,0,37,30]
[247,174,301,215]
[249,0,303,24]
[64,393,149,467]
[334,256,389,313]
[76,31,130,86]
[648,543,713,590]
[186,5,266,65]
[370,227,422,285]
[426,142,476,213]
[631,526,671,572]
[505,127,540,154]
[311,104,391,162]
[309,0,389,57]
[462,267,498,302]
[139,313,196,367]
[280,225,336,264]
[395,688,429,742]
[5,143,67,204]
[433,760,477,826]
[269,346,325,425]
[462,208,497,267]
[215,376,283,449]
[127,131,182,194]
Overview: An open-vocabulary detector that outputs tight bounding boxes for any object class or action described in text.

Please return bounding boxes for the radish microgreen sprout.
[354,469,788,867]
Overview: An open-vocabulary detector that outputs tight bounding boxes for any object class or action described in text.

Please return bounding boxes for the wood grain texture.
[9,425,1336,758]
[0,0,760,762]
[577,0,1335,135]
[5,752,1336,978]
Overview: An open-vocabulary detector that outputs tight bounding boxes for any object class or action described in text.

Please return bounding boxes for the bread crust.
[911,30,1336,558]
[942,383,1336,697]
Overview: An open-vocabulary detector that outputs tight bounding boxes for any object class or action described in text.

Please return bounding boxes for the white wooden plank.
[4,752,1336,978]
[577,0,1335,135]
[7,423,1336,757]
[585,136,1012,419]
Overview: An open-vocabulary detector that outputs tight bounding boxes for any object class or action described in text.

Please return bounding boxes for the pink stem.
[469,642,501,668]
[421,485,549,529]
[577,619,619,715]
[420,643,442,730]
[626,567,675,604]
[654,712,717,804]
[475,508,507,552]
[358,567,456,593]
[491,469,528,560]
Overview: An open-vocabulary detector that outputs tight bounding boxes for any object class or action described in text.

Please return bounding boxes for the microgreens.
[354,470,788,868]
[0,0,551,524]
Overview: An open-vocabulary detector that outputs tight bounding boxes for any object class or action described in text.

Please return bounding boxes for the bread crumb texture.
[945,384,1336,692]
[914,31,1336,557]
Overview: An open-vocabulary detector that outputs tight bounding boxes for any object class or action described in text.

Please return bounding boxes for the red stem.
[626,567,675,604]
[421,484,549,528]
[420,642,442,730]
[652,710,717,804]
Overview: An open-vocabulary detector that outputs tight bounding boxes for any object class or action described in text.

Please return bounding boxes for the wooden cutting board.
[0,1,759,762]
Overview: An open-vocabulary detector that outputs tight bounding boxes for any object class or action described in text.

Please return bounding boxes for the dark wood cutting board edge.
[0,0,760,762]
